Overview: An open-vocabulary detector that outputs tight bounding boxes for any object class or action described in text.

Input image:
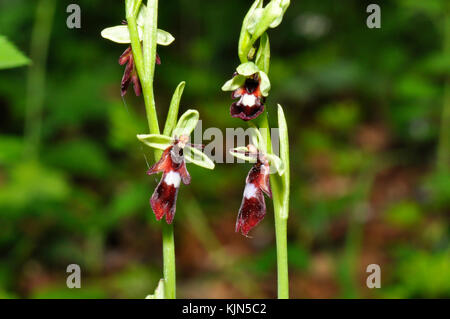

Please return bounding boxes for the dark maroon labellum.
[147,143,191,224]
[235,158,272,236]
[230,74,265,121]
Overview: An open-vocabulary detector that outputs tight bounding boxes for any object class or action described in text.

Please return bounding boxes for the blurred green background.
[0,0,449,298]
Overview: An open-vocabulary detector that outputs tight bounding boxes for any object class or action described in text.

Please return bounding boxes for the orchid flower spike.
[138,110,214,223]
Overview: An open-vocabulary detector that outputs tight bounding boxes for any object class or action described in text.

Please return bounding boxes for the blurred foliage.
[0,0,449,298]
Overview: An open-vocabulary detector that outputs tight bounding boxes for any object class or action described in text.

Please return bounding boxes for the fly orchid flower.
[222,62,271,121]
[229,128,284,236]
[101,4,174,96]
[138,109,214,223]
[222,0,290,121]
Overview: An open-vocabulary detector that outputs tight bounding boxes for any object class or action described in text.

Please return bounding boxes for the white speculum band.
[164,170,181,188]
[243,183,257,199]
[240,94,257,107]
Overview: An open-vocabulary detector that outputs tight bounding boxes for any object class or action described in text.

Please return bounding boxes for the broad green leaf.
[0,36,30,69]
[259,71,271,96]
[221,74,246,91]
[173,109,199,138]
[229,146,257,163]
[145,279,165,299]
[163,81,186,136]
[237,62,260,76]
[255,33,270,74]
[184,146,215,169]
[137,134,172,150]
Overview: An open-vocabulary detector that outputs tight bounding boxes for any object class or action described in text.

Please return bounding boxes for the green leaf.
[163,82,186,136]
[0,36,30,69]
[221,74,246,91]
[237,61,260,76]
[255,33,270,74]
[259,71,271,96]
[145,279,165,299]
[229,146,257,163]
[137,134,172,150]
[173,109,199,138]
[184,146,215,169]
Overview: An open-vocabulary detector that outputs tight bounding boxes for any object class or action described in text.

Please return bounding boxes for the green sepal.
[137,134,172,150]
[100,26,174,46]
[184,146,215,169]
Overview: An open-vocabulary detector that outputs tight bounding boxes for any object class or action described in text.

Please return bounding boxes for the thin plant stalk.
[126,0,176,299]
[258,112,289,299]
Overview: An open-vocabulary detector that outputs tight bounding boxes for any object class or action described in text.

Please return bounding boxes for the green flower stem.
[162,222,176,298]
[127,0,176,299]
[257,112,289,299]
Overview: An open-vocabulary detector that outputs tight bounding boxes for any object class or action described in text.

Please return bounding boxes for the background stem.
[24,0,56,159]
[437,5,450,172]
